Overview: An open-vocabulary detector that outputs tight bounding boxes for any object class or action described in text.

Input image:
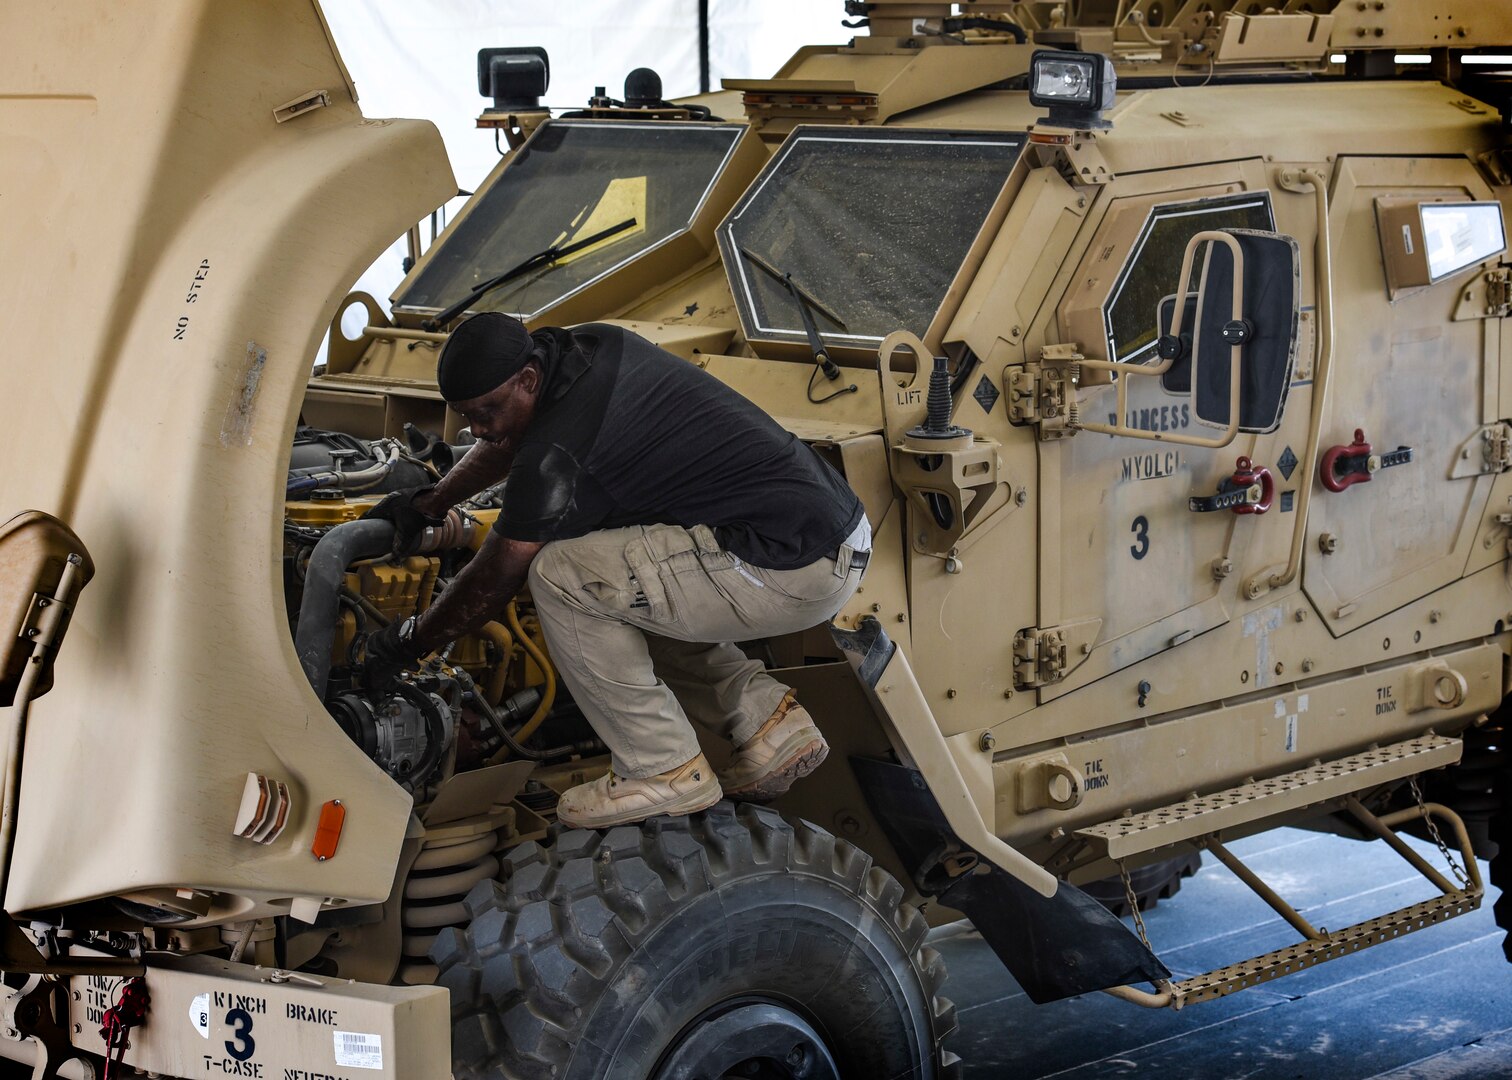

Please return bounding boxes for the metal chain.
[1118,859,1155,950]
[1409,776,1471,889]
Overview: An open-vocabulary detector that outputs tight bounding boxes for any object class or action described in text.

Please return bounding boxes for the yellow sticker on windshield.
[552,176,648,265]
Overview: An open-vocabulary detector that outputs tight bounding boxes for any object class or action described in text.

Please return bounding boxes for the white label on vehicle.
[1402,224,1415,255]
[189,993,210,1039]
[334,1030,384,1070]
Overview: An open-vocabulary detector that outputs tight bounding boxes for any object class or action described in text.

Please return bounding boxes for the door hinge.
[1488,268,1512,317]
[1013,626,1069,689]
[1454,267,1512,321]
[1486,423,1512,473]
[1012,618,1104,690]
[1006,352,1080,439]
[1449,423,1512,479]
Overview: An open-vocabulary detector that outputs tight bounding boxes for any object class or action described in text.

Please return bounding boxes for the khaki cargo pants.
[526,522,867,779]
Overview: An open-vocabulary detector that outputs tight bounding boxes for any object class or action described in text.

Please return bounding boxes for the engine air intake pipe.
[295,519,396,698]
[294,512,483,698]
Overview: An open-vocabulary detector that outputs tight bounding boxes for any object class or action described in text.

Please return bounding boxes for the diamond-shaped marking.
[973,374,1000,415]
[1277,445,1298,481]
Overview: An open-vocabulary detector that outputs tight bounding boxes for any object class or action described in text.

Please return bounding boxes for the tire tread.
[435,803,956,1078]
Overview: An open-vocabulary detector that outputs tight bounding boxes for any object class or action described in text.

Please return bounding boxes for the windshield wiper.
[423,217,638,331]
[737,246,857,404]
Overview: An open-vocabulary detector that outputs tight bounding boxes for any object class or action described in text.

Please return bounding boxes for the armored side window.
[1105,192,1275,366]
[395,121,744,321]
[1376,198,1506,299]
[717,127,1024,348]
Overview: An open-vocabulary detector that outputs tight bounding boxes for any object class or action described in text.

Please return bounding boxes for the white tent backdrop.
[321,1,846,330]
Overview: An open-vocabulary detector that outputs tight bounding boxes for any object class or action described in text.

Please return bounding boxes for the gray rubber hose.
[294,518,395,697]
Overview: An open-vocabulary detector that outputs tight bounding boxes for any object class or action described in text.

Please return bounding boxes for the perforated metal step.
[1076,735,1462,860]
[1169,886,1481,1006]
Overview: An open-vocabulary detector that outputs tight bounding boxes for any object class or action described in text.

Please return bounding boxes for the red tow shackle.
[1188,456,1275,514]
[1321,428,1415,492]
[1231,456,1274,515]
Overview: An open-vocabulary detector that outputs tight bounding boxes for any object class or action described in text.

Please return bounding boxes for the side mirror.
[1185,229,1301,434]
[1051,228,1301,448]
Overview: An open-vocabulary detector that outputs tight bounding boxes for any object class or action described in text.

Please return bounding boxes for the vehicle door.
[1301,156,1504,634]
[1037,159,1309,703]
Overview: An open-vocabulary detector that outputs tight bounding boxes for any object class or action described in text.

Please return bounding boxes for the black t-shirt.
[495,324,863,570]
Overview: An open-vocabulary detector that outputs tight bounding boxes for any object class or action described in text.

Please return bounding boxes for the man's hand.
[404,531,544,660]
[363,617,426,694]
[361,486,447,558]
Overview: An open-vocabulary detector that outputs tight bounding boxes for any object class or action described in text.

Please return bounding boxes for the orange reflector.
[1029,129,1074,145]
[311,799,345,862]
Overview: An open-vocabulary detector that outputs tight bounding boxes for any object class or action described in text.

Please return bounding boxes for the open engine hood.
[0,0,456,917]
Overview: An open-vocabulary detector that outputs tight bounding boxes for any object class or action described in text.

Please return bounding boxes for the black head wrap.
[436,313,591,405]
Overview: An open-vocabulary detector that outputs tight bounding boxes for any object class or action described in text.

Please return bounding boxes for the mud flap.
[851,755,1169,1003]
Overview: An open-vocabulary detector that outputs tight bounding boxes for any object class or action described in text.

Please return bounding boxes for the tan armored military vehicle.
[3,0,1510,1076]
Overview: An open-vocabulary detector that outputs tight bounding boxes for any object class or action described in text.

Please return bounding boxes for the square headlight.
[1029,49,1117,127]
[1033,56,1095,104]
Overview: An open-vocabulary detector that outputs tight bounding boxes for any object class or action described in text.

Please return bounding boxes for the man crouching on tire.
[361,312,870,829]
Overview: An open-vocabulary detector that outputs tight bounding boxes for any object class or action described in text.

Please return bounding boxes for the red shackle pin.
[1321,428,1414,492]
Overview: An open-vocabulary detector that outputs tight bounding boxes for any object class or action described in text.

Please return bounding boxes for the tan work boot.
[556,753,723,829]
[720,693,829,802]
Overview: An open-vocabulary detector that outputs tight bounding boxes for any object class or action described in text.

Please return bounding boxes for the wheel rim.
[655,999,842,1080]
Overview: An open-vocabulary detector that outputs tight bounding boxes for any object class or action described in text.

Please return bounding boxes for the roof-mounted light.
[1029,49,1116,130]
[477,46,550,112]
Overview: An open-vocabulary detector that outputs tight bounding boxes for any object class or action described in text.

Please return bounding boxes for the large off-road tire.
[434,803,959,1080]
[1082,852,1203,917]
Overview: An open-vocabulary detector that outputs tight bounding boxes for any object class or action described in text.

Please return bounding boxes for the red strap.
[99,977,150,1080]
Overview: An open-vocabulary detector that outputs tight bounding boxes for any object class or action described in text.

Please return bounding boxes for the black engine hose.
[456,677,600,763]
[294,518,396,698]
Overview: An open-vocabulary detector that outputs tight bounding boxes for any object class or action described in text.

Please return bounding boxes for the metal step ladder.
[1072,733,1485,1009]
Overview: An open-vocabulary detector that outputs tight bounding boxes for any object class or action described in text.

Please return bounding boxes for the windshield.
[717,127,1025,346]
[396,121,744,320]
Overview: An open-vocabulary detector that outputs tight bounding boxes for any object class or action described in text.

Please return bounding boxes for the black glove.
[363,616,426,694]
[361,486,446,558]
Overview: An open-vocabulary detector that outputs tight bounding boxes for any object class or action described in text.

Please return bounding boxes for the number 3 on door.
[1130,516,1150,561]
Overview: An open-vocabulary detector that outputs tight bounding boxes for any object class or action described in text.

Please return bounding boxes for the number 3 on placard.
[224,1007,255,1061]
[1130,516,1149,561]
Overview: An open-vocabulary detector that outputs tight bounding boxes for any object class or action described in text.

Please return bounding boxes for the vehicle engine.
[282,424,590,798]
